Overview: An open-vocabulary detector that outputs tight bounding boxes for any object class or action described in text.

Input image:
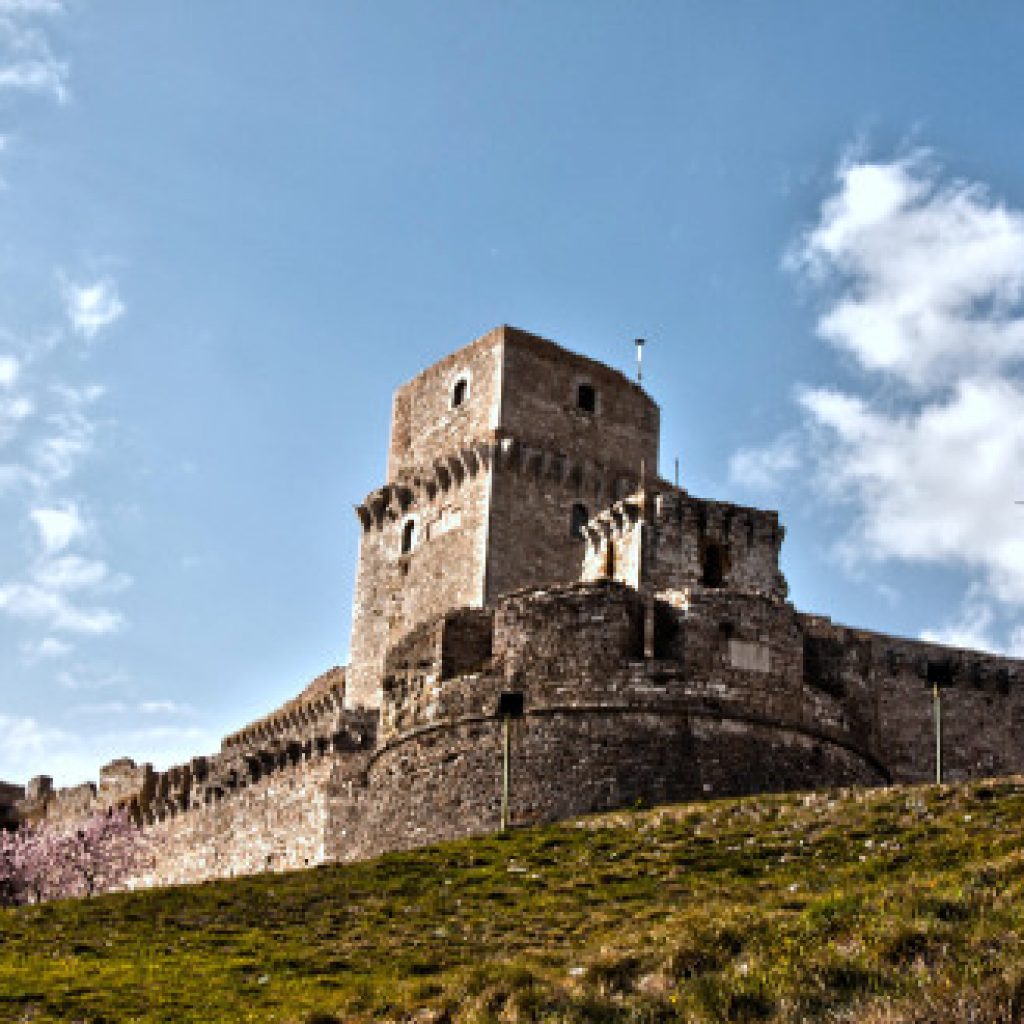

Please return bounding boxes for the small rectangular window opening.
[702,543,725,588]
[497,691,525,718]
[577,383,596,413]
[927,660,954,686]
[570,503,589,539]
[452,378,468,408]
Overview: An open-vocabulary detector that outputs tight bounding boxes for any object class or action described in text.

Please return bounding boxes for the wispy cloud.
[20,635,72,660]
[138,700,194,716]
[56,666,130,691]
[0,2,66,14]
[0,501,129,636]
[920,585,1002,654]
[62,277,125,340]
[0,712,217,788]
[0,9,68,104]
[0,579,123,633]
[728,434,801,491]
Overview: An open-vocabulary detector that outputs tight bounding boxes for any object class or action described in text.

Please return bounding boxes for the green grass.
[3,778,1024,1022]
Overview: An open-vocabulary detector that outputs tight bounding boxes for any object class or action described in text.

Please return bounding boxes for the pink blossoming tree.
[0,809,152,905]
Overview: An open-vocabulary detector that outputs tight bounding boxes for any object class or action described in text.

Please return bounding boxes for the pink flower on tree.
[0,809,152,905]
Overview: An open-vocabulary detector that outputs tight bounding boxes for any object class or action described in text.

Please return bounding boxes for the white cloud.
[788,150,1024,392]
[23,635,72,659]
[0,508,129,635]
[0,16,68,104]
[728,434,801,491]
[138,700,193,716]
[0,354,18,387]
[32,553,110,591]
[0,2,66,13]
[0,713,217,789]
[0,713,74,784]
[0,392,33,445]
[0,580,123,633]
[798,377,1024,604]
[735,150,1024,651]
[30,503,84,553]
[56,666,128,691]
[784,153,1024,615]
[50,382,105,406]
[71,700,129,716]
[63,277,125,339]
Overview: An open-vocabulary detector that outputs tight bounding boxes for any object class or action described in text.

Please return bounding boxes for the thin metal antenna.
[674,457,680,489]
[635,337,646,383]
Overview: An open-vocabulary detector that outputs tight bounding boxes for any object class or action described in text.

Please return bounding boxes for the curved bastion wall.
[324,581,889,863]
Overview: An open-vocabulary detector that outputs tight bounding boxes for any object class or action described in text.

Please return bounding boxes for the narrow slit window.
[452,378,468,408]
[570,503,589,539]
[577,383,596,413]
[401,520,415,555]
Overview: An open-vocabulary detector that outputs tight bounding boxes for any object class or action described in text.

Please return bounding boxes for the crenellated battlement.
[582,485,787,600]
[19,668,378,833]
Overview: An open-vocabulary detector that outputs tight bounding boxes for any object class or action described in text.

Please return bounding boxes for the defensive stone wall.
[582,487,787,600]
[134,759,345,888]
[326,581,889,863]
[0,781,23,831]
[800,614,1024,785]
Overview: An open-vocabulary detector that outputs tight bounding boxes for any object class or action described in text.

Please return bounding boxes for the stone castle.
[5,325,1024,887]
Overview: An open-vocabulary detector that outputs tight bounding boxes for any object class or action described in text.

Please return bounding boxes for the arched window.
[401,520,415,555]
[452,378,468,409]
[576,383,596,413]
[570,503,589,539]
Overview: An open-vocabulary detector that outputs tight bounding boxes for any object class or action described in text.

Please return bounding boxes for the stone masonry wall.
[485,451,607,601]
[386,328,503,481]
[498,329,659,476]
[0,782,23,831]
[582,488,787,601]
[133,758,342,888]
[348,466,492,708]
[800,613,1024,785]
[327,711,882,863]
[326,581,885,863]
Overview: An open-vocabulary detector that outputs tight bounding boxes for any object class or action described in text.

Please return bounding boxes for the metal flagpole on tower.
[635,337,646,383]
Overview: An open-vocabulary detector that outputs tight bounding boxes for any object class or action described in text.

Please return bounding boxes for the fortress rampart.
[9,326,1024,890]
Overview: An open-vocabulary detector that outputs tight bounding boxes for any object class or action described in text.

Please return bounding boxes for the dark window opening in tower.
[702,543,725,588]
[570,503,589,539]
[452,378,468,408]
[577,383,596,413]
[401,520,415,555]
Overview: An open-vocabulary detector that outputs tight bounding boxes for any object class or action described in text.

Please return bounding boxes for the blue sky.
[3,2,1024,785]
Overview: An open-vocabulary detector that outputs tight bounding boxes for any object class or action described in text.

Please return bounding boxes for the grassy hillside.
[3,779,1024,1023]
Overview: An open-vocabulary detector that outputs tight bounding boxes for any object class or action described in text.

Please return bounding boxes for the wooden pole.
[934,682,942,785]
[501,714,510,831]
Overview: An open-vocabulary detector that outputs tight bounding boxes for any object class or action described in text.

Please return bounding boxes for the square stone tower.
[346,325,660,708]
